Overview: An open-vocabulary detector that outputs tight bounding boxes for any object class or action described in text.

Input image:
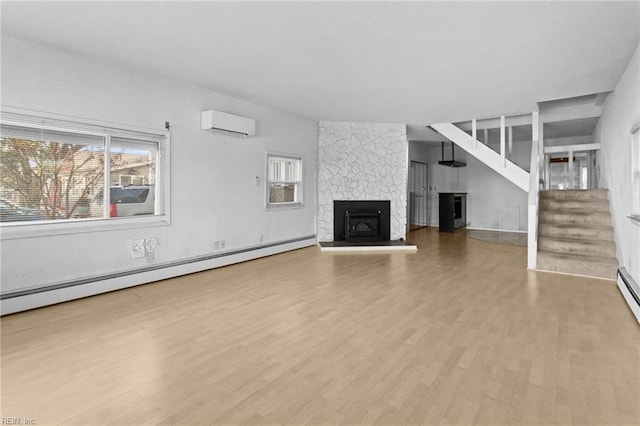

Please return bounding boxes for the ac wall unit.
[201,110,256,136]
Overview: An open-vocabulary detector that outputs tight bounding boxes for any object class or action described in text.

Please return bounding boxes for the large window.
[266,154,302,206]
[632,123,640,219]
[0,113,167,227]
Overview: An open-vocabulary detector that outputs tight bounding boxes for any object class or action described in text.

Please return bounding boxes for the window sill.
[0,215,170,240]
[266,202,304,211]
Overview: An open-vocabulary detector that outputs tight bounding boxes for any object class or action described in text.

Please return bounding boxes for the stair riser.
[539,199,610,213]
[539,190,609,201]
[537,253,618,280]
[538,224,613,241]
[538,238,616,257]
[539,212,611,226]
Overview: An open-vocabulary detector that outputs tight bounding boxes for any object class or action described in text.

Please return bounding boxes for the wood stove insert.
[333,200,391,242]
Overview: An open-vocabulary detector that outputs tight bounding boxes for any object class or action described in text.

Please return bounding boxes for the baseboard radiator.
[1,235,316,315]
[617,267,640,324]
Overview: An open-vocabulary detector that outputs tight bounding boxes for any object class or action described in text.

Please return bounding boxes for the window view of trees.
[0,122,159,223]
[1,137,105,220]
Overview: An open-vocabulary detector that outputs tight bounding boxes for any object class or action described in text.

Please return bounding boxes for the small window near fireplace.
[266,154,302,207]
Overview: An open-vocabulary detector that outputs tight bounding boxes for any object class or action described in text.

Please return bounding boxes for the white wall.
[408,140,431,163]
[317,122,408,241]
[427,145,529,231]
[595,42,640,282]
[1,35,317,304]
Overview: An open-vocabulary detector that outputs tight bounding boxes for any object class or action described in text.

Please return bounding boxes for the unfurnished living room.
[1,1,639,425]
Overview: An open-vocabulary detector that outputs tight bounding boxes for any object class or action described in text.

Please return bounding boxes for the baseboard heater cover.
[617,267,640,324]
[1,235,315,313]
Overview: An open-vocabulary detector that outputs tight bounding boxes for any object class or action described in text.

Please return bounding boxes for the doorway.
[544,149,597,190]
[409,160,429,229]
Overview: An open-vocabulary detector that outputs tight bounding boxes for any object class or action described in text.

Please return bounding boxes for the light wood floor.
[466,229,527,246]
[1,228,638,425]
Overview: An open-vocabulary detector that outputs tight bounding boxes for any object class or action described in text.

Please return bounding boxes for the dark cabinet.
[439,193,467,233]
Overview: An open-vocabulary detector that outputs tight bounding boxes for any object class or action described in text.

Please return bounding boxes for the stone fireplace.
[317,122,408,242]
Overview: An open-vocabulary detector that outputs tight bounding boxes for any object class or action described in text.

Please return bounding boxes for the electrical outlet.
[131,239,146,259]
[259,234,264,243]
[214,241,220,250]
[220,240,225,249]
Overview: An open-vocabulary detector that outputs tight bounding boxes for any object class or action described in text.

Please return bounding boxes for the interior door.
[409,161,429,228]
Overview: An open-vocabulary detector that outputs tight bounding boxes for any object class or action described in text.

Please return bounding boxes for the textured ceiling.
[1,1,639,125]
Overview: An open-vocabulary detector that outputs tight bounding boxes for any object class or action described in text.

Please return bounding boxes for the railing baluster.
[472,119,477,148]
[500,115,506,166]
[508,126,513,161]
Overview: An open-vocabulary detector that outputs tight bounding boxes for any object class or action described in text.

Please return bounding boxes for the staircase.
[430,114,619,279]
[537,189,618,279]
[430,122,529,191]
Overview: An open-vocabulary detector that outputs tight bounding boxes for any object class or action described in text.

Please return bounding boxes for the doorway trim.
[408,160,429,230]
[543,142,600,190]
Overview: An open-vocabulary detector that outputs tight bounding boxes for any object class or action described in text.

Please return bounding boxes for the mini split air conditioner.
[201,110,256,136]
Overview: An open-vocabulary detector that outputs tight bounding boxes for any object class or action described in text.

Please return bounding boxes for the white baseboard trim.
[1,236,316,315]
[617,267,640,324]
[466,226,528,234]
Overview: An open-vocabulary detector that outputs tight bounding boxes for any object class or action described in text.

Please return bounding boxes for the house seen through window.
[0,116,164,223]
[267,154,302,206]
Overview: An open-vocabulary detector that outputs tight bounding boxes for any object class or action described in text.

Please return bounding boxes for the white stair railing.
[431,118,530,191]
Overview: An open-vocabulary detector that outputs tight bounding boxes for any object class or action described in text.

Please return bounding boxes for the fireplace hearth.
[334,200,391,242]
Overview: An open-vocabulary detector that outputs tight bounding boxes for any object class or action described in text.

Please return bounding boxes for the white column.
[527,111,540,269]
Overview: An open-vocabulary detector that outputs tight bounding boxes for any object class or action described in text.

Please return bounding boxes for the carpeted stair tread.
[539,198,610,212]
[537,250,618,280]
[538,210,612,226]
[538,236,616,257]
[538,223,613,240]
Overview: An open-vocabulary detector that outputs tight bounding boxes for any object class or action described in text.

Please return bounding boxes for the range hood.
[438,141,466,168]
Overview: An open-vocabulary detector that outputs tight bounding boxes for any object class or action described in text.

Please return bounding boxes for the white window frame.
[631,122,640,222]
[265,153,303,208]
[0,108,171,240]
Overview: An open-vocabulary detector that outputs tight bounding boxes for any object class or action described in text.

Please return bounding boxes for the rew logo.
[1,418,35,425]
